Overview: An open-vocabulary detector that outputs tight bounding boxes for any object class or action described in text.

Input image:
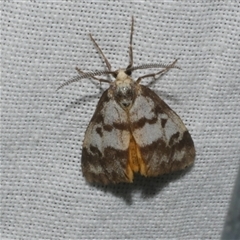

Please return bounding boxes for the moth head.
[111,70,136,110]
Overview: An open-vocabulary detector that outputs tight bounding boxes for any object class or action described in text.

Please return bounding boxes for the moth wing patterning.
[78,16,195,185]
[129,85,195,177]
[58,17,195,185]
[81,90,132,184]
[82,84,195,185]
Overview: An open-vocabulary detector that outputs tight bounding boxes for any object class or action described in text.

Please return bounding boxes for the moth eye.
[125,69,132,76]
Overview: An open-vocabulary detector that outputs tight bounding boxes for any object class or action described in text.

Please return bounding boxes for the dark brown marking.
[132,117,158,129]
[94,113,104,124]
[140,138,169,160]
[161,118,167,128]
[138,130,195,177]
[113,122,129,131]
[90,145,102,158]
[96,127,103,137]
[103,124,113,132]
[103,147,128,160]
[169,131,180,146]
[82,146,130,184]
[103,122,129,132]
[176,131,195,152]
[153,104,164,115]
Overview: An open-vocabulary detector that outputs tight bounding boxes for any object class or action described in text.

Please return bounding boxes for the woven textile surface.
[1,2,240,239]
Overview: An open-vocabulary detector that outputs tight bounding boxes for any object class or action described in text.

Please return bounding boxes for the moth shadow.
[152,89,180,105]
[143,72,182,104]
[58,91,103,116]
[58,79,179,115]
[94,165,193,205]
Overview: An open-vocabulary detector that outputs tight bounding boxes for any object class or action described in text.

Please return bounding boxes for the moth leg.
[75,67,111,84]
[89,34,112,71]
[136,59,179,83]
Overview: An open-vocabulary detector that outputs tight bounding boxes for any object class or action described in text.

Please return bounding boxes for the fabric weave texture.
[1,2,240,239]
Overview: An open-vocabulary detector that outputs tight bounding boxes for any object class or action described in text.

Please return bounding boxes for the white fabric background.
[1,1,240,239]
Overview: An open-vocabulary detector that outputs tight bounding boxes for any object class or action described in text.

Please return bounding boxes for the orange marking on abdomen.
[126,134,147,181]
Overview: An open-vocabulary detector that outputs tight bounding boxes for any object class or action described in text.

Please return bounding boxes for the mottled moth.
[58,17,195,184]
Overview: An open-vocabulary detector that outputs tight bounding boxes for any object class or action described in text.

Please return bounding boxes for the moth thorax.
[113,73,136,110]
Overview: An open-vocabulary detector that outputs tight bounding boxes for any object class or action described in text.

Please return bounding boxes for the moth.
[58,17,195,185]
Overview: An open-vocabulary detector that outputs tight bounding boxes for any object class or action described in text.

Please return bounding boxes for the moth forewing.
[58,17,195,184]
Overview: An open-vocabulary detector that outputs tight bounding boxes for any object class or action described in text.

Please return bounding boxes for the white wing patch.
[83,99,130,152]
[103,99,124,125]
[164,118,184,142]
[130,95,156,121]
[130,94,185,147]
[133,122,164,146]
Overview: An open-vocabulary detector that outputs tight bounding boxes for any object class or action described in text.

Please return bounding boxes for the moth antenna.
[76,67,110,82]
[89,34,112,71]
[129,61,181,72]
[56,70,113,91]
[126,16,134,73]
[136,59,179,83]
[75,67,85,75]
